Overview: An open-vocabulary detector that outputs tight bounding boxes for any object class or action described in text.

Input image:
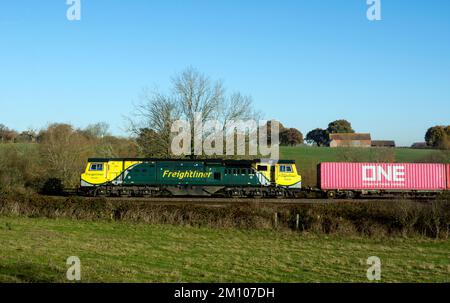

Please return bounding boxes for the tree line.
[425,126,450,149]
[305,120,450,150]
[0,123,138,190]
[0,124,38,143]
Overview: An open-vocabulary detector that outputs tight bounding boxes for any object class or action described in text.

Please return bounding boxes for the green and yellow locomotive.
[80,158,302,197]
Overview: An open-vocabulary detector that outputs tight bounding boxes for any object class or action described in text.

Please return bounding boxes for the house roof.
[329,133,371,141]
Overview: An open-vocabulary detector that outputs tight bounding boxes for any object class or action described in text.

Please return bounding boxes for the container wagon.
[318,163,450,199]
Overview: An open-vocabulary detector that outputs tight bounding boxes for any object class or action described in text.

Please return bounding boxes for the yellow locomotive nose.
[80,162,107,186]
[80,159,143,187]
[275,162,302,188]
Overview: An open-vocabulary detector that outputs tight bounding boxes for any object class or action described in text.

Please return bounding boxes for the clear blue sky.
[0,0,449,146]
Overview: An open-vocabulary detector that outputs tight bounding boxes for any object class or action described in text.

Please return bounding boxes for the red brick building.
[329,133,372,148]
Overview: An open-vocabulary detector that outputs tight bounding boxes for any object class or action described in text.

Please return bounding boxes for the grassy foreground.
[0,216,448,283]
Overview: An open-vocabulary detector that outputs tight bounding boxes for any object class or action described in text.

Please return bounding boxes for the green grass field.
[0,216,448,283]
[280,146,443,167]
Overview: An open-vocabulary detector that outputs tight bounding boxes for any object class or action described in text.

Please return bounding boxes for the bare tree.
[221,92,261,124]
[81,122,110,139]
[39,124,93,187]
[173,67,224,124]
[128,67,260,158]
[126,90,178,157]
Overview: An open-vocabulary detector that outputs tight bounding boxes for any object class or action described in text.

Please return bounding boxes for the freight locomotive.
[79,158,450,198]
[80,158,302,197]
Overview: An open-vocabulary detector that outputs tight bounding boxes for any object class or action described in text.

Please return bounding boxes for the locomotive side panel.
[122,162,157,185]
[156,161,211,186]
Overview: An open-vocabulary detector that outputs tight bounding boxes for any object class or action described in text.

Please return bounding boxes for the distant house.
[329,133,372,148]
[411,142,428,149]
[371,140,396,148]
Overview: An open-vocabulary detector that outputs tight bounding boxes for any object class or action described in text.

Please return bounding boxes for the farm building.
[371,140,396,148]
[329,133,371,148]
[411,142,428,149]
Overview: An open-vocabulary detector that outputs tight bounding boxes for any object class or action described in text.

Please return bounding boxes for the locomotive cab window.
[280,165,293,173]
[89,164,104,171]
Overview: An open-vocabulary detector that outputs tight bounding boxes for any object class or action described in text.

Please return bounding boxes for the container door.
[447,164,450,190]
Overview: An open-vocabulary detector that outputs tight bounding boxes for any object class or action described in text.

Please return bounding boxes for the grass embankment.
[1,193,449,238]
[0,216,449,283]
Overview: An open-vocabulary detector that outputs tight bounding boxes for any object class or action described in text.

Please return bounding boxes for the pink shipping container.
[320,163,448,191]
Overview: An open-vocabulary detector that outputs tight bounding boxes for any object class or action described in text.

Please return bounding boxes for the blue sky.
[0,0,449,146]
